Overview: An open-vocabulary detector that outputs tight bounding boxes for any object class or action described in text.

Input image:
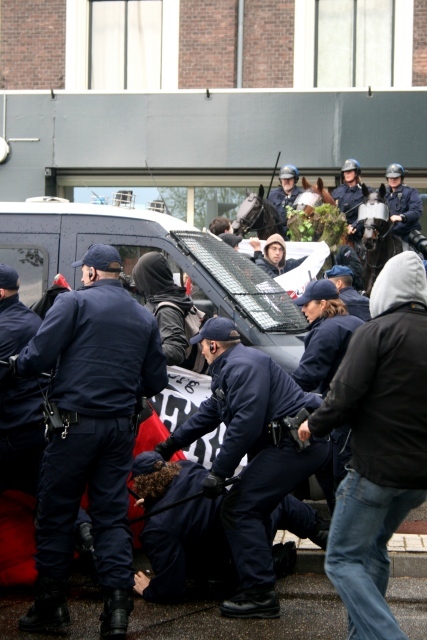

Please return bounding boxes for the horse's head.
[232,185,281,240]
[358,185,390,250]
[293,177,335,215]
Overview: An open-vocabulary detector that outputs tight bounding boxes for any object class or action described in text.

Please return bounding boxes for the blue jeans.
[325,469,427,640]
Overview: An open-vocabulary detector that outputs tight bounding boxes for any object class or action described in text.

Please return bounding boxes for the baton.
[0,359,52,379]
[266,151,281,199]
[128,475,240,524]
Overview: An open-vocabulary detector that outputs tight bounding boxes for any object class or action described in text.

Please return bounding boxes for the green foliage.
[286,203,346,249]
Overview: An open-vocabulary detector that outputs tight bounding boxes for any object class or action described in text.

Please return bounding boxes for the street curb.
[295,550,427,578]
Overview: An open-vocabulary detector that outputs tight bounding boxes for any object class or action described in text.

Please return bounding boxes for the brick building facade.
[0,1,425,90]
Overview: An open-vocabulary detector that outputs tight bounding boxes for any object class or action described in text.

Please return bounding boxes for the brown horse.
[292,177,336,215]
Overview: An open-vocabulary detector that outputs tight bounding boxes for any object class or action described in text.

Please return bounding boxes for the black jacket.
[308,304,427,489]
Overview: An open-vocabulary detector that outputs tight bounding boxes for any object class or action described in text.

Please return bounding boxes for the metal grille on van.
[170,231,308,333]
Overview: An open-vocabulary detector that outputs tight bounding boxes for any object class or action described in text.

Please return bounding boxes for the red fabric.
[128,409,185,547]
[0,491,37,586]
[0,409,183,585]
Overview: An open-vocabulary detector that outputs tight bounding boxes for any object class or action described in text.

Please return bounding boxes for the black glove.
[202,471,226,499]
[8,354,19,377]
[154,435,180,461]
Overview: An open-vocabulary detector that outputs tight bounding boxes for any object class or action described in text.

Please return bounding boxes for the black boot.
[220,587,280,619]
[19,575,70,632]
[99,589,134,639]
[308,514,330,550]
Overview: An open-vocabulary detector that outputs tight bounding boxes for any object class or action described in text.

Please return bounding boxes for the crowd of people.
[1,158,427,640]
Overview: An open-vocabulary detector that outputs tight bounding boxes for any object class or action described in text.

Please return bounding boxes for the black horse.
[232,185,284,240]
[357,184,403,296]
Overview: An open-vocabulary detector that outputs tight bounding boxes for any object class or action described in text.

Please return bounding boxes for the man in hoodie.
[132,252,194,367]
[298,252,427,640]
[254,234,307,277]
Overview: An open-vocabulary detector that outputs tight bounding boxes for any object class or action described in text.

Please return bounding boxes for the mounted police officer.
[267,164,302,237]
[154,317,330,619]
[384,163,423,241]
[332,159,372,235]
[11,244,168,639]
[0,264,46,496]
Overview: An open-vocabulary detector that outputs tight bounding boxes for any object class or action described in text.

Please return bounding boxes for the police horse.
[232,178,335,240]
[357,184,403,296]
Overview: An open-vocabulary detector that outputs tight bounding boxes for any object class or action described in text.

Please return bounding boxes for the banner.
[150,366,247,473]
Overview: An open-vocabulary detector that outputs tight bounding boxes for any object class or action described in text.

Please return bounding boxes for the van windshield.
[170,231,308,334]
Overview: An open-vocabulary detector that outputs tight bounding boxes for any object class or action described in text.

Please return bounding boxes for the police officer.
[12,244,168,638]
[324,265,371,322]
[332,159,372,234]
[154,317,330,619]
[0,264,46,496]
[267,164,302,238]
[384,163,423,240]
[131,452,329,603]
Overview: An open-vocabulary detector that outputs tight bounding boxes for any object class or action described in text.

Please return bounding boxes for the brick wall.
[0,0,66,90]
[243,0,294,88]
[178,0,295,89]
[179,0,237,89]
[413,0,427,86]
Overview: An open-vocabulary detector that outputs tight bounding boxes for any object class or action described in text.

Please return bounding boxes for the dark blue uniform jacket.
[17,280,167,416]
[339,287,371,322]
[172,344,321,478]
[332,183,370,226]
[0,295,45,429]
[292,314,364,396]
[385,184,422,237]
[139,461,220,601]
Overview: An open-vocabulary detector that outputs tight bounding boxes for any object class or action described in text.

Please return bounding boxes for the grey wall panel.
[0,90,426,201]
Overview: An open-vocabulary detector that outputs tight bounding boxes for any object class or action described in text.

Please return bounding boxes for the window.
[0,246,47,308]
[65,0,179,90]
[294,0,413,89]
[89,0,162,90]
[315,0,394,88]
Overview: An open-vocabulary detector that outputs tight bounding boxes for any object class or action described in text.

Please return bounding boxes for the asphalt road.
[1,573,426,640]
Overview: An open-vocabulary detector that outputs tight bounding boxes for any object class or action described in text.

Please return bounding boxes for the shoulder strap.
[154,301,185,317]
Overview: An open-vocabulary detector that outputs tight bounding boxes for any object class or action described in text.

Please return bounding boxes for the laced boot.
[99,589,134,639]
[19,575,70,632]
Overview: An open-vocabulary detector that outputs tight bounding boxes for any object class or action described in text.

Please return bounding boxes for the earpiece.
[209,343,216,354]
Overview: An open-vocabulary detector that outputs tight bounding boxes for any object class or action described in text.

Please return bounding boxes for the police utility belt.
[43,399,79,441]
[267,408,310,452]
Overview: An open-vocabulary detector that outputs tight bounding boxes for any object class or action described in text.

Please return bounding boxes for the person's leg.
[325,469,427,640]
[221,438,330,592]
[0,424,46,496]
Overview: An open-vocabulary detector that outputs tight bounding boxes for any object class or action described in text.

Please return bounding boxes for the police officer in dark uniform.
[154,317,330,619]
[332,159,372,235]
[131,452,329,603]
[384,163,423,240]
[267,164,302,238]
[12,244,168,638]
[0,264,46,496]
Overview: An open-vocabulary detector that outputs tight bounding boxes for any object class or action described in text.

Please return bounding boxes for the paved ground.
[1,573,427,640]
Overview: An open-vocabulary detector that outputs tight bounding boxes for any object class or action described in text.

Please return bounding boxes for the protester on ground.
[298,251,427,640]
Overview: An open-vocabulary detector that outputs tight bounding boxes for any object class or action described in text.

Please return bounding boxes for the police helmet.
[341,159,361,175]
[385,163,405,179]
[279,164,299,183]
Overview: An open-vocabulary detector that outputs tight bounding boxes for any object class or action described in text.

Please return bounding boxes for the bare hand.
[134,571,151,595]
[135,498,145,508]
[298,420,311,442]
[347,224,356,235]
[249,238,262,251]
[390,215,402,223]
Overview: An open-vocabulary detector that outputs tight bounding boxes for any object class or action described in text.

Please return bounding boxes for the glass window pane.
[0,246,46,308]
[91,1,125,90]
[193,187,256,231]
[317,0,354,87]
[127,1,162,90]
[355,0,393,87]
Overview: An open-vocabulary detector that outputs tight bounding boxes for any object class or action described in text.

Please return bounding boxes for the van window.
[0,245,47,307]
